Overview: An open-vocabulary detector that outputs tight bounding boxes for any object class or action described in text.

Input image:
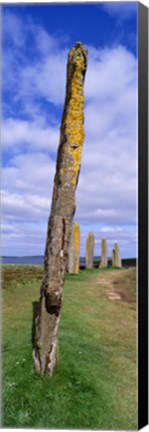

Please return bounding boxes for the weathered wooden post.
[86,232,94,269]
[33,42,88,376]
[99,239,108,268]
[68,222,80,274]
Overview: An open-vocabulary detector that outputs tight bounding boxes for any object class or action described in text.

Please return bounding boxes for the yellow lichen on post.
[68,222,80,274]
[74,223,80,273]
[60,42,88,187]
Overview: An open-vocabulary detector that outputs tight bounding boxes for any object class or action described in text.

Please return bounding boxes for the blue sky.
[2,2,138,258]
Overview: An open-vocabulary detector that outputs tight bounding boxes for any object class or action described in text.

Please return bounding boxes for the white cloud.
[2,118,59,152]
[2,11,26,48]
[17,52,67,106]
[2,221,47,256]
[102,2,137,20]
[2,12,138,258]
[2,152,56,197]
[2,11,68,107]
[86,45,137,100]
[2,189,51,224]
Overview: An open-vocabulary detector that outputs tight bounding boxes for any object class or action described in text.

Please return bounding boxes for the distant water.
[2,256,86,266]
[2,256,136,267]
[2,256,44,265]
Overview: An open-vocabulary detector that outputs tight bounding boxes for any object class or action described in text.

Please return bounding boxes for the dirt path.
[95,268,136,302]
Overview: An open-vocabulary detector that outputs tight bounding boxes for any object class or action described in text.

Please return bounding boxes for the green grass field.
[2,265,137,429]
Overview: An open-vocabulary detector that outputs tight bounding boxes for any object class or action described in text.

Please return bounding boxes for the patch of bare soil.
[108,292,121,300]
[96,278,110,286]
[113,268,136,304]
[96,268,136,304]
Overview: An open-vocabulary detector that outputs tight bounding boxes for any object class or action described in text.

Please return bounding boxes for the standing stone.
[86,232,94,269]
[99,239,108,268]
[112,248,115,267]
[68,222,80,274]
[113,242,121,267]
[33,42,88,376]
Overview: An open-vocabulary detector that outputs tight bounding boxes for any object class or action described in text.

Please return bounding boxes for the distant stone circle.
[68,223,122,273]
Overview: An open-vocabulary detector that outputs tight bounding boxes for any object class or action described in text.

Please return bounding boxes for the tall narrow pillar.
[86,232,94,269]
[68,222,80,274]
[33,42,88,376]
[100,239,108,268]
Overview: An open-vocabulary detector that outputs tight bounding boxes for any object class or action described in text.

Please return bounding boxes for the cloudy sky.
[2,2,138,258]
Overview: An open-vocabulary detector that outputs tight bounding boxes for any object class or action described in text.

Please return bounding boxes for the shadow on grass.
[31,301,40,348]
